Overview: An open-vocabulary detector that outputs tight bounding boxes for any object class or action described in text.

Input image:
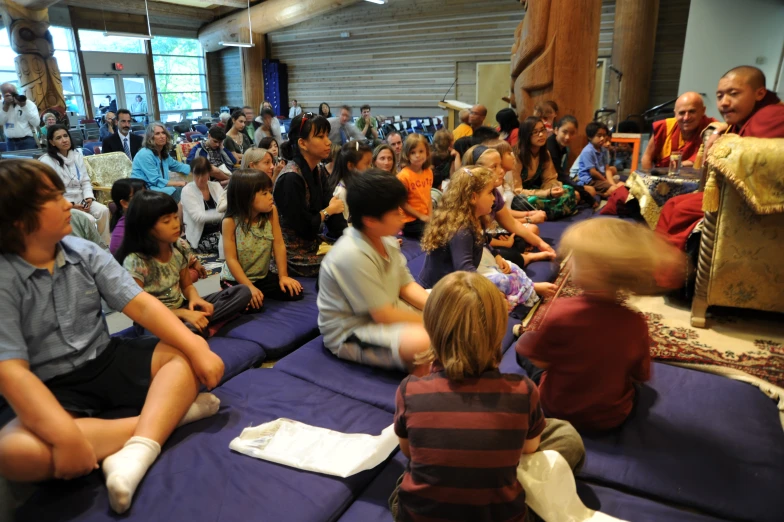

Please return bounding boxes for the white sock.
[177,393,221,427]
[103,436,161,514]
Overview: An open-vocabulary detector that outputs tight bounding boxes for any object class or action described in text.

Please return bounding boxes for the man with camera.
[0,83,40,151]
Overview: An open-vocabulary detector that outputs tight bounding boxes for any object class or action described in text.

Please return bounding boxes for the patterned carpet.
[521,261,784,415]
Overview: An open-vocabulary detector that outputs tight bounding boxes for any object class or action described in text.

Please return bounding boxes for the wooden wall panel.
[648,0,691,108]
[207,47,242,111]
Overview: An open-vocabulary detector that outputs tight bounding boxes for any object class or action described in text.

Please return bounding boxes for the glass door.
[89,76,119,121]
[122,76,150,124]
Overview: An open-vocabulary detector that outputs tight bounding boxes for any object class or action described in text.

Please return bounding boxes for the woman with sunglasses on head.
[511,117,578,221]
[273,112,345,277]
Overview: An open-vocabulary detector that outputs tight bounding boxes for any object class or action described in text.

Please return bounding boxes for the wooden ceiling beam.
[198,0,362,52]
[64,0,214,22]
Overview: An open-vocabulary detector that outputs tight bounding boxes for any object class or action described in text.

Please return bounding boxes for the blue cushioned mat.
[224,278,320,358]
[16,370,395,522]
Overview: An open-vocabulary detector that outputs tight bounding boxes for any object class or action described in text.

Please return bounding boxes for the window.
[77,30,146,54]
[0,26,86,115]
[151,37,209,121]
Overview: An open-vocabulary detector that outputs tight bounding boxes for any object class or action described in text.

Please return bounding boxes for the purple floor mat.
[16,370,395,522]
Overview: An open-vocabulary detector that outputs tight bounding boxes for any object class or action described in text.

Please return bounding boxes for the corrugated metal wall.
[267,0,618,117]
[649,0,691,109]
[207,47,243,110]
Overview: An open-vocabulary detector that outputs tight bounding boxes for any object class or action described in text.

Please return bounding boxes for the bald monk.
[453,104,487,140]
[642,92,716,169]
[656,66,784,250]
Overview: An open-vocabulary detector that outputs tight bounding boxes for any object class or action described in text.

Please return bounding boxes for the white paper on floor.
[228,418,399,478]
[519,450,628,522]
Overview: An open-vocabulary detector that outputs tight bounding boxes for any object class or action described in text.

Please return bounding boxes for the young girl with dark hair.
[116,190,250,337]
[224,109,253,160]
[326,140,373,238]
[273,112,345,277]
[221,169,303,310]
[109,178,147,254]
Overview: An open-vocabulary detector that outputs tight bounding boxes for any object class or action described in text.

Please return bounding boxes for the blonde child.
[419,167,556,307]
[516,218,685,432]
[220,169,303,310]
[462,145,556,262]
[390,271,584,522]
[484,139,547,224]
[429,129,461,190]
[397,134,433,239]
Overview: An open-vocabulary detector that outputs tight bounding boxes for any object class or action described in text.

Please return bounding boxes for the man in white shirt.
[0,83,40,151]
[328,106,366,145]
[288,99,302,119]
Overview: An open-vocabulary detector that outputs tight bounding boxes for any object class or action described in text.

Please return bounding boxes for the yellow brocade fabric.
[695,135,784,318]
[703,135,784,214]
[84,152,133,204]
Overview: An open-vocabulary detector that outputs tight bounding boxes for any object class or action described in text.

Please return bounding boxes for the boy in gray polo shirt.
[318,169,431,374]
[0,159,225,514]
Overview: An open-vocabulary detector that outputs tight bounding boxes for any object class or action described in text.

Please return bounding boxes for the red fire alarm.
[112,63,124,71]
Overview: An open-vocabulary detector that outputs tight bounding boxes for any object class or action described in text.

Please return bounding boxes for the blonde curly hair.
[421,166,496,252]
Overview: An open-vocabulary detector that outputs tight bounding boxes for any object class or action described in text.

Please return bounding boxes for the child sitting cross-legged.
[516,218,685,432]
[0,159,225,514]
[419,166,557,308]
[390,271,585,522]
[220,169,303,310]
[318,168,431,375]
[116,190,251,337]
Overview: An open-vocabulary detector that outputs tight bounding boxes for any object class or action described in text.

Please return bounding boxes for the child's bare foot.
[534,282,558,298]
[524,251,555,266]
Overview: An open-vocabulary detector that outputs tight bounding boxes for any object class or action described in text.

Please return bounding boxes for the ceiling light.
[220,0,254,48]
[104,31,152,40]
[365,0,387,4]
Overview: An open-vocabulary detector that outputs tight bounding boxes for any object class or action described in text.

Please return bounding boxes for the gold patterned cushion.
[177,142,197,163]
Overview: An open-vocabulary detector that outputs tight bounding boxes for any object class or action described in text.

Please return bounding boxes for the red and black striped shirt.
[393,367,545,522]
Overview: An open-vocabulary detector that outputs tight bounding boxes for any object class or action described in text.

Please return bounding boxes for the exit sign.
[112,63,124,71]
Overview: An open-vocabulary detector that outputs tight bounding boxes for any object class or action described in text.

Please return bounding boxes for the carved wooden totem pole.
[510,0,602,163]
[1,0,65,115]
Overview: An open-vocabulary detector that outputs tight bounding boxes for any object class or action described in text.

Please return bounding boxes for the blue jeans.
[5,136,38,151]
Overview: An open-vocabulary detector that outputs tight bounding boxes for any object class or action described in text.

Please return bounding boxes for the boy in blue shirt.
[0,159,224,514]
[576,121,624,198]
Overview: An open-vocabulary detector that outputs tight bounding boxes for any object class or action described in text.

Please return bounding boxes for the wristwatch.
[525,217,532,224]
[321,209,330,220]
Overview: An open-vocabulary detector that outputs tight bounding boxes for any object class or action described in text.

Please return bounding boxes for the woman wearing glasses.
[510,117,578,221]
[272,112,344,277]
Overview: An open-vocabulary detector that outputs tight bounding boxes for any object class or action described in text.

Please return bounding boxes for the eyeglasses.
[299,112,315,134]
[533,128,546,136]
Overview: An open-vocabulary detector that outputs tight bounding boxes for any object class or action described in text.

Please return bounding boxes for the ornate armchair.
[84,152,133,204]
[691,136,784,327]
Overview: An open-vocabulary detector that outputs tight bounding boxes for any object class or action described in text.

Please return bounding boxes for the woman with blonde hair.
[372,144,397,175]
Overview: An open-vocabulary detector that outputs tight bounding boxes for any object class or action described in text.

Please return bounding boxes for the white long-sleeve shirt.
[0,101,40,139]
[39,150,95,204]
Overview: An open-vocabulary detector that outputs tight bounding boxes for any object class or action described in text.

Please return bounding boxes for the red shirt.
[516,295,650,431]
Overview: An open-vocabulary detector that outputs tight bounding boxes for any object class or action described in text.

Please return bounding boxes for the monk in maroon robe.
[642,92,716,169]
[656,66,784,250]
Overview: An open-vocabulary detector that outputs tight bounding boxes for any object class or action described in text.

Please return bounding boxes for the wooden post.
[144,40,161,122]
[240,29,265,114]
[611,0,660,123]
[510,0,602,166]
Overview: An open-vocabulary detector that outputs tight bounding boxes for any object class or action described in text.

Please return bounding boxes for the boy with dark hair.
[0,160,224,514]
[186,125,235,182]
[318,169,430,374]
[575,121,623,198]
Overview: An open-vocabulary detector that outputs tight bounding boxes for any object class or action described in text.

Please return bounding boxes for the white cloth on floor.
[229,418,398,478]
[518,450,627,522]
